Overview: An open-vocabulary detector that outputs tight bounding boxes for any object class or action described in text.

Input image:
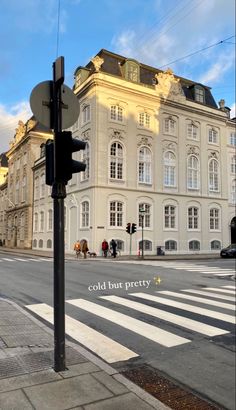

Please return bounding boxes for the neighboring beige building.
[0,154,8,245]
[2,118,51,249]
[31,49,236,255]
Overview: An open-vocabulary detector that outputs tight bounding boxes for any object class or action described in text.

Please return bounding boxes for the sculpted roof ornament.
[91,55,104,72]
[155,69,185,101]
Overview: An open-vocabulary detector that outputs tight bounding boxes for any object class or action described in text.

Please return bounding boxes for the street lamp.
[139,208,146,259]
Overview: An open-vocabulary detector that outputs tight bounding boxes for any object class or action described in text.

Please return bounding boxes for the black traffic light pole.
[51,57,66,372]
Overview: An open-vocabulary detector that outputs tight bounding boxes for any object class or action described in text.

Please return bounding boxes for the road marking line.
[2,258,15,261]
[13,258,29,261]
[26,303,138,363]
[131,293,235,324]
[181,289,235,302]
[213,273,235,276]
[67,299,190,347]
[100,295,229,337]
[157,291,234,310]
[222,286,235,289]
[27,258,42,262]
[203,288,235,295]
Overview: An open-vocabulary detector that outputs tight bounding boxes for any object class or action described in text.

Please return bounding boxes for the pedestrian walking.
[81,239,89,259]
[110,239,117,258]
[74,240,81,258]
[102,239,109,257]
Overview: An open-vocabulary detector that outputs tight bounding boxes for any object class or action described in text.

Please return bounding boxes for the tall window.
[138,147,151,184]
[81,201,89,228]
[187,155,199,189]
[164,118,175,134]
[139,112,150,128]
[40,173,45,198]
[109,201,123,227]
[164,205,176,229]
[209,208,219,230]
[230,132,236,146]
[81,142,90,181]
[164,151,176,187]
[82,105,90,124]
[187,123,198,139]
[209,159,219,192]
[231,155,236,174]
[48,209,53,231]
[127,63,138,82]
[110,142,123,180]
[231,180,236,203]
[34,177,39,200]
[195,87,205,103]
[110,105,123,122]
[138,203,151,228]
[20,213,24,241]
[40,211,44,232]
[15,181,19,205]
[208,128,218,144]
[188,207,199,229]
[22,176,26,202]
[34,213,38,232]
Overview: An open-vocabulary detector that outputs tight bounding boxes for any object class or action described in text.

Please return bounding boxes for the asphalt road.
[0,252,235,409]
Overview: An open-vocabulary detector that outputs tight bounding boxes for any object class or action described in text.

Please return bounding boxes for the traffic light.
[55,131,86,183]
[131,223,137,234]
[126,223,131,234]
[45,139,54,186]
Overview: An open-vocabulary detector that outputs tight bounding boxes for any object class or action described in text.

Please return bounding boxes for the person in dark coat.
[110,239,117,258]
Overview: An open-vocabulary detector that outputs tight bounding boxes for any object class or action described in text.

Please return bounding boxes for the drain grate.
[122,365,221,409]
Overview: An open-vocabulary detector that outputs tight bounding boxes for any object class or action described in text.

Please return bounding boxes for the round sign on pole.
[30,81,80,129]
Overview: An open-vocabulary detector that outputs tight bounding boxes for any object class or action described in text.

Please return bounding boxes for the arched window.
[34,177,39,200]
[109,201,123,227]
[209,208,220,230]
[82,104,91,124]
[33,239,37,248]
[110,105,123,122]
[164,151,176,186]
[34,213,38,232]
[138,203,151,228]
[40,173,45,198]
[138,147,151,184]
[209,159,219,191]
[164,205,176,228]
[189,240,200,251]
[139,240,152,251]
[187,155,199,189]
[81,142,90,181]
[188,207,199,229]
[20,212,24,240]
[40,211,44,232]
[110,142,123,180]
[211,240,221,250]
[81,201,89,228]
[47,239,52,249]
[165,240,177,251]
[39,239,43,248]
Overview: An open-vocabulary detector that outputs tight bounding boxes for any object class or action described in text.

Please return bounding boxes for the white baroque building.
[32,49,236,255]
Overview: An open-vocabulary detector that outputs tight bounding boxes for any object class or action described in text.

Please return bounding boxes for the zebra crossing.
[0,257,53,263]
[26,284,235,364]
[115,260,236,278]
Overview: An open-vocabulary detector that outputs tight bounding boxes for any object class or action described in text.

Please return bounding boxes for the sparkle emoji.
[154,276,162,285]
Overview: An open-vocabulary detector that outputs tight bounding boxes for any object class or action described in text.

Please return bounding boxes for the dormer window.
[194,86,205,103]
[122,60,139,83]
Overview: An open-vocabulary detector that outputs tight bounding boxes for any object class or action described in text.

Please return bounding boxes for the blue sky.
[0,0,235,153]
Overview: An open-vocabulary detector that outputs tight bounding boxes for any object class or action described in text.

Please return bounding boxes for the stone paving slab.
[92,370,129,395]
[23,374,114,409]
[0,324,41,335]
[59,362,101,378]
[0,389,34,410]
[0,369,61,393]
[83,392,157,410]
[1,333,52,347]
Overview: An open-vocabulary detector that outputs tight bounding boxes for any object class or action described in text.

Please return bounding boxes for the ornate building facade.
[0,118,51,249]
[29,49,235,254]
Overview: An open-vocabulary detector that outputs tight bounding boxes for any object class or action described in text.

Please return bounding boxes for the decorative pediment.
[162,141,177,152]
[109,129,125,140]
[209,151,218,159]
[81,130,90,141]
[155,69,185,101]
[137,136,152,147]
[91,56,104,72]
[187,146,199,156]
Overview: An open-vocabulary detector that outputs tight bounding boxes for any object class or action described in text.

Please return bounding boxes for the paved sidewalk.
[0,298,169,410]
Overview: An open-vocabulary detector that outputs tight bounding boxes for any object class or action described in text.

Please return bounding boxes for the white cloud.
[198,50,235,85]
[0,101,32,153]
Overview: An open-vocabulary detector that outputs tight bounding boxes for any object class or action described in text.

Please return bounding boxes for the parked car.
[220,244,236,258]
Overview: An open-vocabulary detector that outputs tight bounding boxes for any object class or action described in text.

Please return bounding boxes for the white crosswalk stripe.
[157,291,234,310]
[181,289,235,302]
[2,258,14,261]
[0,257,52,263]
[100,295,229,336]
[26,303,138,363]
[131,293,235,324]
[67,298,190,347]
[25,286,235,364]
[222,286,235,289]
